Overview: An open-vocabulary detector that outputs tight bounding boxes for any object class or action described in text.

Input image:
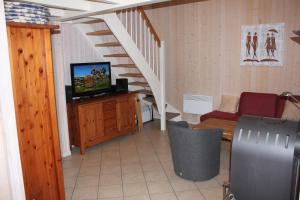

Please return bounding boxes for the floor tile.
[123,194,150,200]
[64,176,77,188]
[195,178,221,189]
[76,176,99,187]
[176,190,205,200]
[63,121,231,200]
[150,193,177,200]
[144,169,168,182]
[65,187,74,200]
[98,185,123,199]
[72,186,98,200]
[122,172,145,184]
[123,182,148,197]
[141,161,163,172]
[200,187,223,200]
[147,181,173,194]
[79,166,100,177]
[101,165,121,175]
[100,174,122,186]
[170,178,197,192]
[121,163,142,174]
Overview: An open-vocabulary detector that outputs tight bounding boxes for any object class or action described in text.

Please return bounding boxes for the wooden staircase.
[80,7,181,128]
[95,42,121,47]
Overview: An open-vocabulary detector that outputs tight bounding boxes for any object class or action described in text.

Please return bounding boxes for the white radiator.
[183,94,213,115]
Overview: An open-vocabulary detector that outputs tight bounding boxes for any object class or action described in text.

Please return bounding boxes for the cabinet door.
[116,96,136,132]
[95,103,104,137]
[78,103,104,146]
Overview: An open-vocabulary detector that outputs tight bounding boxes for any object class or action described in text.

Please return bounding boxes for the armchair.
[167,121,223,181]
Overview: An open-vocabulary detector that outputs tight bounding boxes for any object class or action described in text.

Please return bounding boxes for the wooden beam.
[60,0,171,22]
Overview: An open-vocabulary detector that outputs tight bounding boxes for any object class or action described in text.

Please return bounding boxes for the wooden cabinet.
[68,93,136,154]
[7,22,65,200]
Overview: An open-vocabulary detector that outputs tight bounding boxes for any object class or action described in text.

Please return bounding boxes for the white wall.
[61,23,102,85]
[0,0,25,199]
[0,105,11,199]
[52,23,103,157]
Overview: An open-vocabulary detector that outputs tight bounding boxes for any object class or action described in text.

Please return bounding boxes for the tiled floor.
[63,120,230,200]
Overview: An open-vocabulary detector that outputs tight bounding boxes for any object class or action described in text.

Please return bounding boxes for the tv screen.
[71,62,111,97]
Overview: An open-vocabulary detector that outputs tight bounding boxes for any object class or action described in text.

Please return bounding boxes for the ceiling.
[5,0,171,22]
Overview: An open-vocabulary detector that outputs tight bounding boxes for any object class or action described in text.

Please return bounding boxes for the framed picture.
[240,23,285,66]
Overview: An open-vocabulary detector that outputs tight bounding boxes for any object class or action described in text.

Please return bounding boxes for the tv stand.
[67,91,137,154]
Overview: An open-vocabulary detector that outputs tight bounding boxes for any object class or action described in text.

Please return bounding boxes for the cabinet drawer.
[105,126,118,134]
[104,119,117,128]
[103,110,116,120]
[103,101,116,111]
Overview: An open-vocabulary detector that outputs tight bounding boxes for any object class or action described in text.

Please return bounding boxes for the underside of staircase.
[73,7,181,129]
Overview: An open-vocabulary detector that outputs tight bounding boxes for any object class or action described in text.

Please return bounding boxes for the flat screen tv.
[71,62,111,97]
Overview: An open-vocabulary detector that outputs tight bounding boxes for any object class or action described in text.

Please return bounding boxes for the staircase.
[74,7,181,130]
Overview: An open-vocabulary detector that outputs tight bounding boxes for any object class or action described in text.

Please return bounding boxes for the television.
[70,62,112,97]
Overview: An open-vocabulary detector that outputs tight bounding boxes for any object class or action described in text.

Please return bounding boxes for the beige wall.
[0,106,12,199]
[146,0,300,122]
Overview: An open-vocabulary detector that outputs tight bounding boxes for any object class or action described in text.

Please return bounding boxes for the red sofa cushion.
[200,111,240,122]
[238,92,278,118]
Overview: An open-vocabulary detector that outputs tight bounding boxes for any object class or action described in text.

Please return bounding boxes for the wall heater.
[183,94,213,115]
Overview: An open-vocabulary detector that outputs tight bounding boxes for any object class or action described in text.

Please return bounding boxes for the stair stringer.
[102,13,162,114]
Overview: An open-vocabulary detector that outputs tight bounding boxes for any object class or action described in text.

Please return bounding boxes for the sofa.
[200,92,300,122]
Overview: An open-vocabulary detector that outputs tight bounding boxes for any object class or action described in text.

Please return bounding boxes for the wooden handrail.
[137,7,161,47]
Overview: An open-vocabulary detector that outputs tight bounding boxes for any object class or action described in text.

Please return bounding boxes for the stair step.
[135,89,153,95]
[82,19,104,24]
[95,42,121,47]
[111,64,136,68]
[291,37,300,45]
[86,30,112,36]
[119,73,144,78]
[128,81,149,87]
[104,54,129,57]
[293,30,300,36]
[166,112,180,120]
[143,96,155,104]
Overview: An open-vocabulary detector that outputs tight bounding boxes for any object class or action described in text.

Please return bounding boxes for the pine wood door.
[7,24,65,200]
[116,96,136,133]
[78,102,104,149]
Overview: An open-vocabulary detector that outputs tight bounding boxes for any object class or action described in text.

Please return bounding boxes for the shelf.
[6,22,59,29]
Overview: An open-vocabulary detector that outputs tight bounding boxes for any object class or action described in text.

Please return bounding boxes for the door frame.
[0,0,26,199]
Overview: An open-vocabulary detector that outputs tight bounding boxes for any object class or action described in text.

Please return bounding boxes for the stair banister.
[115,7,167,130]
[160,41,166,131]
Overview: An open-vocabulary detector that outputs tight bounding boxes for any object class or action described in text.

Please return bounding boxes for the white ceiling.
[7,0,170,21]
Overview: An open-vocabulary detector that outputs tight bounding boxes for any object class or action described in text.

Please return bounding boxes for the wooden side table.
[192,118,237,141]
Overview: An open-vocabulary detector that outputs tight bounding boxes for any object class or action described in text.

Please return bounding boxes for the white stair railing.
[117,8,161,81]
[116,7,166,130]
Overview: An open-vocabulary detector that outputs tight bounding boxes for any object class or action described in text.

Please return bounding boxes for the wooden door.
[116,95,136,132]
[7,24,65,199]
[78,103,104,148]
